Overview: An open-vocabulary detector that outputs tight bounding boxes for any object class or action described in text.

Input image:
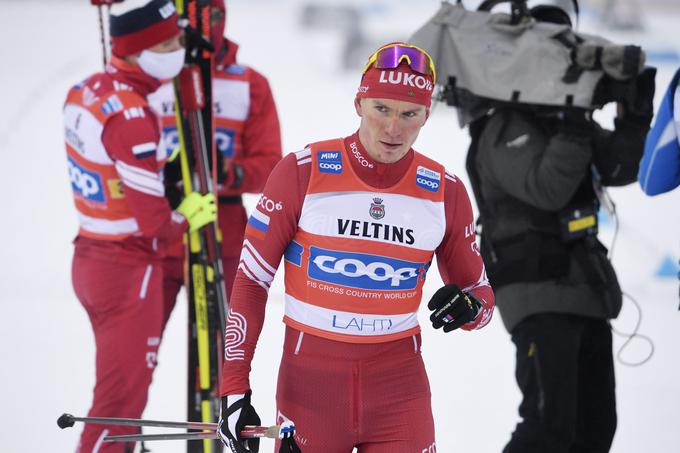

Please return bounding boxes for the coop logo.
[317,151,343,174]
[68,157,105,202]
[216,127,235,158]
[161,126,179,159]
[308,247,424,290]
[416,166,441,192]
[379,71,433,92]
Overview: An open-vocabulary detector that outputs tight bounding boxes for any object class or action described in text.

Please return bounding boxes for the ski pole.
[58,413,216,431]
[103,425,282,443]
[96,5,107,67]
[107,432,217,442]
[57,413,281,439]
[89,0,123,68]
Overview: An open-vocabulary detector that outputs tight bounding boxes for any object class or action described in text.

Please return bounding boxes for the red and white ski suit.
[220,134,494,452]
[64,56,187,453]
[147,38,282,322]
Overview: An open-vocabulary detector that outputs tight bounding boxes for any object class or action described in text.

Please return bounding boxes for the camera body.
[410,1,654,124]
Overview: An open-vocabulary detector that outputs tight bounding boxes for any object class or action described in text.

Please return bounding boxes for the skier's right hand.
[218,390,261,453]
[176,191,217,232]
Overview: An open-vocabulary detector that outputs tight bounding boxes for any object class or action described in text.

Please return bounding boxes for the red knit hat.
[110,0,182,57]
[356,62,434,108]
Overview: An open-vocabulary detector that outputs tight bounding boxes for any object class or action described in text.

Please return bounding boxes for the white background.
[0,0,679,452]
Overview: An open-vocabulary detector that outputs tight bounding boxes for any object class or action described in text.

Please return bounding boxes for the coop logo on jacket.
[317,151,343,174]
[416,166,441,192]
[68,157,105,202]
[308,246,425,291]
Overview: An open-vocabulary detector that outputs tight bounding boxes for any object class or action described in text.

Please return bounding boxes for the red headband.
[356,63,434,108]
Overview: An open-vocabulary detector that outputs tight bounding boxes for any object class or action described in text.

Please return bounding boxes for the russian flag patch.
[101,95,123,115]
[247,209,270,239]
[131,142,156,159]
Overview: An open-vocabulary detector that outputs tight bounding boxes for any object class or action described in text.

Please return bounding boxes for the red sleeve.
[102,110,188,243]
[221,69,282,195]
[220,152,310,395]
[435,172,494,330]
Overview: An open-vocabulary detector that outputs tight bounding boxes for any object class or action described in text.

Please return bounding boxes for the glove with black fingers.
[623,67,656,125]
[218,391,261,453]
[428,284,482,333]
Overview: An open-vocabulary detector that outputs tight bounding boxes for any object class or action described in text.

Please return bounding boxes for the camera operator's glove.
[218,391,261,453]
[594,67,656,126]
[623,67,656,124]
[428,284,482,332]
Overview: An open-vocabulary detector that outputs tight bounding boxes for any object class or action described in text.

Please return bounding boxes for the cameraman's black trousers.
[503,313,616,453]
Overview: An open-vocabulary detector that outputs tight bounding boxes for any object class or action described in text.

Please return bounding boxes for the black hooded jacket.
[468,107,648,332]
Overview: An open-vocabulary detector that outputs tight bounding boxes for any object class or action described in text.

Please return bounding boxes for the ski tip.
[57,413,75,429]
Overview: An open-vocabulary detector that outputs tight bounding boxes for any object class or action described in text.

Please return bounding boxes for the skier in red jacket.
[64,1,215,451]
[217,42,494,453]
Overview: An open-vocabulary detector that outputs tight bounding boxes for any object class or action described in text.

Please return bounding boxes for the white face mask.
[137,48,185,81]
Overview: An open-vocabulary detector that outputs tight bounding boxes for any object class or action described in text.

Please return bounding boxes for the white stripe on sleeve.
[131,142,157,156]
[115,160,164,197]
[463,266,491,293]
[238,262,270,291]
[296,147,311,160]
[242,240,276,274]
[239,246,275,286]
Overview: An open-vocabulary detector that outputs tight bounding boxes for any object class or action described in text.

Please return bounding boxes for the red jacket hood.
[215,38,239,69]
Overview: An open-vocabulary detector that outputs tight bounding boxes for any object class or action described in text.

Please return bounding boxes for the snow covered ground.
[0,0,678,452]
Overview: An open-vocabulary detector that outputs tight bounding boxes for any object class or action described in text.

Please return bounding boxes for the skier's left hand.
[428,284,481,332]
[218,390,261,453]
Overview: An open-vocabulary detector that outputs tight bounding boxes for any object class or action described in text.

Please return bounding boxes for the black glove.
[623,67,656,124]
[218,391,261,453]
[428,284,481,332]
[593,67,656,125]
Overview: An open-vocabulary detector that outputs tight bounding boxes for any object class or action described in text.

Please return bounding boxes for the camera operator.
[465,4,654,452]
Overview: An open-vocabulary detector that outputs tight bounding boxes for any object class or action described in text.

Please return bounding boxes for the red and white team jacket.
[220,133,494,394]
[64,56,187,260]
